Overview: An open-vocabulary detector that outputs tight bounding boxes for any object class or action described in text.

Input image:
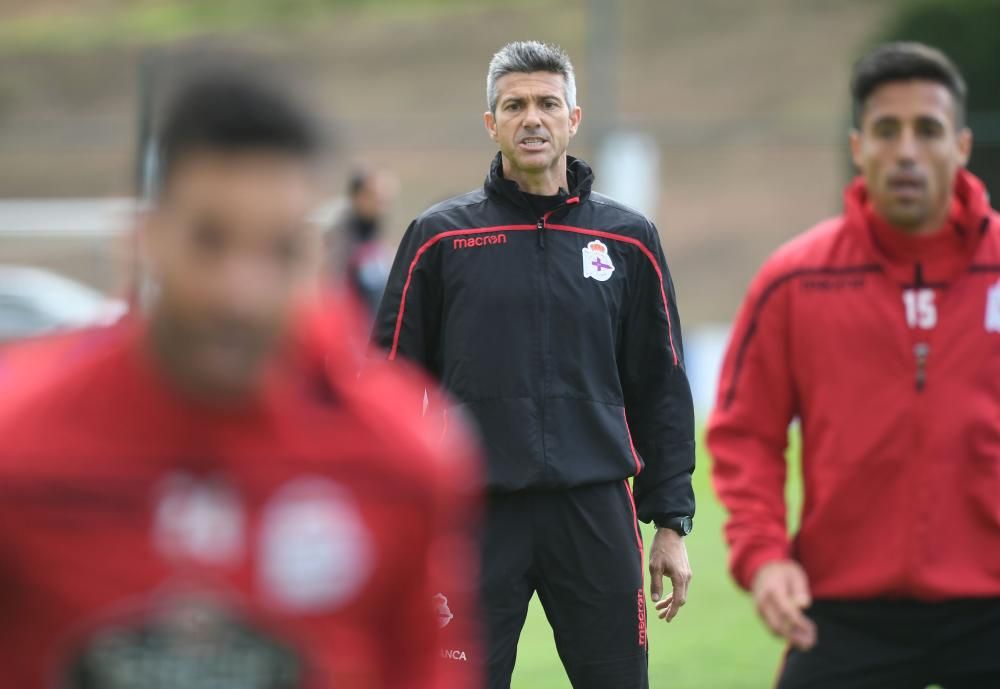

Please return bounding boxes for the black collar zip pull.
[536,197,580,250]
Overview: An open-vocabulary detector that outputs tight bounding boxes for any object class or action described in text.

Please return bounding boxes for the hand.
[751,560,817,651]
[648,528,691,623]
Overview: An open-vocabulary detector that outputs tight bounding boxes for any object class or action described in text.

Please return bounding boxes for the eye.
[504,101,521,112]
[272,233,304,266]
[872,121,898,139]
[543,99,560,109]
[916,119,944,138]
[191,220,226,257]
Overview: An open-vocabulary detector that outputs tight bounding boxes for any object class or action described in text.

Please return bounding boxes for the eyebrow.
[500,93,564,105]
[870,113,946,127]
[870,115,901,127]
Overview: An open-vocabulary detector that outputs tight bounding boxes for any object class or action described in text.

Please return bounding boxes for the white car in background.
[0,265,126,343]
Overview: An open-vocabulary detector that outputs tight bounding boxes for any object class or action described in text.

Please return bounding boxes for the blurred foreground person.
[709,42,1000,689]
[327,167,397,319]
[0,72,480,689]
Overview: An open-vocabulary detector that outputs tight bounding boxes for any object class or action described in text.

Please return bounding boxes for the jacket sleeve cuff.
[733,543,792,591]
[632,440,696,523]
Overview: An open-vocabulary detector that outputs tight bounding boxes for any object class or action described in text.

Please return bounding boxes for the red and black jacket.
[708,169,1000,600]
[373,153,695,525]
[0,294,482,688]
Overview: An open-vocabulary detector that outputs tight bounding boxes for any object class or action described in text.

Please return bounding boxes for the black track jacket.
[373,154,695,525]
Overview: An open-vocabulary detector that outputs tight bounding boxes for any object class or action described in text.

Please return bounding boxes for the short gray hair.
[486,41,577,114]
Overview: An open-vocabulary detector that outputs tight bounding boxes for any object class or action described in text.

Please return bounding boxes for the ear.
[135,208,161,277]
[849,128,863,172]
[568,106,582,138]
[957,126,973,167]
[128,208,164,311]
[483,110,497,141]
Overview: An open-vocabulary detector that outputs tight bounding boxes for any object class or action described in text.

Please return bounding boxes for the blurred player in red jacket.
[0,70,480,689]
[709,42,1000,689]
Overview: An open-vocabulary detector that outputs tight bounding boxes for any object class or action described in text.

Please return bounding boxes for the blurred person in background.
[327,167,397,319]
[373,40,694,689]
[0,70,480,689]
[709,42,1000,689]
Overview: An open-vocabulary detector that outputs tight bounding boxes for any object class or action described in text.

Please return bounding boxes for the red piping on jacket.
[623,480,644,569]
[388,224,535,359]
[624,409,643,475]
[546,223,680,366]
[389,220,680,369]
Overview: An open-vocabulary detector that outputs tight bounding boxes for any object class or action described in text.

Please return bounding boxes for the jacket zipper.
[538,213,550,473]
[913,342,930,392]
[535,198,580,477]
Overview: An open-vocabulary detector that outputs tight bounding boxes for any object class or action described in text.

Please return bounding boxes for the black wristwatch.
[653,515,693,537]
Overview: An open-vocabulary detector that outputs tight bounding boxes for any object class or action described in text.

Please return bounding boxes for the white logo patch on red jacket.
[986,279,1000,333]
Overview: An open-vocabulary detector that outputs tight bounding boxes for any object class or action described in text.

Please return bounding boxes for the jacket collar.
[483,152,595,214]
[843,168,993,285]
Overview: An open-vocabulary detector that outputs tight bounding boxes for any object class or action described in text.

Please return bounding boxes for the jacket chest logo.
[452,233,507,250]
[986,279,1000,333]
[582,240,615,282]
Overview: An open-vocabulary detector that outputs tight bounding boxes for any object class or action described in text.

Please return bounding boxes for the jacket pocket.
[543,397,637,484]
[448,397,543,491]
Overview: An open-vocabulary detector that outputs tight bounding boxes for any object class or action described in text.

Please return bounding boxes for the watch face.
[680,517,693,535]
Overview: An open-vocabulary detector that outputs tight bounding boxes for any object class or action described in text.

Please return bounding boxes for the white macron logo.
[582,240,615,282]
[986,279,1000,333]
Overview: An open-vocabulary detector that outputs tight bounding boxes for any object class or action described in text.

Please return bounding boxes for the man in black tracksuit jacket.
[373,41,695,689]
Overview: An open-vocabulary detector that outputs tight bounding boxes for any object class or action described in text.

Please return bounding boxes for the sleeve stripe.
[623,409,643,475]
[721,263,881,409]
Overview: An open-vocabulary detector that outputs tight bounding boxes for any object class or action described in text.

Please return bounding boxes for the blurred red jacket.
[708,169,1000,601]
[0,294,482,689]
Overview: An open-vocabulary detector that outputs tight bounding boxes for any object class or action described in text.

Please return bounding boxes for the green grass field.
[509,431,800,689]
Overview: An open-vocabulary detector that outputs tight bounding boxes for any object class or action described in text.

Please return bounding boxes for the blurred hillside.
[0,0,894,324]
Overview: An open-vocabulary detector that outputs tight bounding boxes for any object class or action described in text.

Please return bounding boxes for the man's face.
[145,151,320,398]
[850,79,972,232]
[484,71,581,181]
[353,172,397,222]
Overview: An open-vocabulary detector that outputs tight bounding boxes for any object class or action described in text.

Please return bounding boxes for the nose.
[521,102,542,128]
[216,255,277,322]
[897,126,918,163]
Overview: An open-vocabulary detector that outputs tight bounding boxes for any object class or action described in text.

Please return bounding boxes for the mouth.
[887,173,926,200]
[517,136,549,150]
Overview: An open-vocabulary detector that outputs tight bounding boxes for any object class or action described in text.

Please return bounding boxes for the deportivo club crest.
[986,279,1000,333]
[433,593,454,629]
[582,240,615,282]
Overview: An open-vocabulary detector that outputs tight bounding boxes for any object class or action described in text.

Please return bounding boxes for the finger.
[664,572,689,622]
[770,588,807,636]
[649,567,664,603]
[655,594,674,618]
[788,614,818,651]
[785,570,812,609]
[761,590,813,647]
[757,596,789,638]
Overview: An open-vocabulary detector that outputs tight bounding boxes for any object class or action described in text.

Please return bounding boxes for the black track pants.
[777,598,1000,689]
[480,481,649,689]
